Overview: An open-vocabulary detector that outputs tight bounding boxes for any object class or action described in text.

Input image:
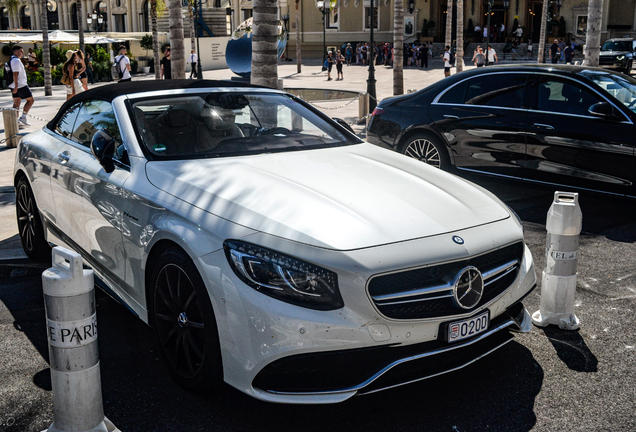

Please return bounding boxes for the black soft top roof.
[46,79,262,131]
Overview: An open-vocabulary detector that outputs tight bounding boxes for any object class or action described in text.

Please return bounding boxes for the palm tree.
[40,0,52,96]
[537,0,548,63]
[151,0,162,79]
[583,0,603,66]
[295,0,301,73]
[455,0,464,72]
[77,0,85,54]
[393,0,403,95]
[251,0,279,89]
[445,0,453,48]
[169,0,186,79]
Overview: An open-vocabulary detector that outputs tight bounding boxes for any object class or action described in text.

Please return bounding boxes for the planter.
[143,66,151,73]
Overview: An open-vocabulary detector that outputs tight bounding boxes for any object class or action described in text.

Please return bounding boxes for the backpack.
[323,59,329,69]
[111,56,124,80]
[4,57,14,86]
[447,52,455,66]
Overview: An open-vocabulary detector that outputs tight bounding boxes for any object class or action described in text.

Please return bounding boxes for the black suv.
[599,38,636,74]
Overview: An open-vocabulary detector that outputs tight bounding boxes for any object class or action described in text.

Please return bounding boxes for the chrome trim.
[372,283,453,302]
[432,71,532,104]
[265,317,519,396]
[444,115,460,119]
[533,123,554,130]
[376,292,454,306]
[482,259,519,282]
[453,266,484,309]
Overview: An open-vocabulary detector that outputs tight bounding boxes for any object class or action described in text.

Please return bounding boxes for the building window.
[327,6,339,29]
[364,6,378,29]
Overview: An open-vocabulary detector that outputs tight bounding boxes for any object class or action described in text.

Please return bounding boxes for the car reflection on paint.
[14,80,536,404]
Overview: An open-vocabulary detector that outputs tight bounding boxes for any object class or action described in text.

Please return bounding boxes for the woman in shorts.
[64,51,84,100]
[75,50,89,90]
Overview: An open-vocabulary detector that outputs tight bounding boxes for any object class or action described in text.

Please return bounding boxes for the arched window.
[20,5,31,29]
[141,0,150,32]
[47,1,60,30]
[1,8,9,30]
[70,4,78,30]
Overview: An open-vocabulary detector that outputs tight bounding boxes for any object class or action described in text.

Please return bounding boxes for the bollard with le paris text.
[42,246,119,432]
[532,192,582,330]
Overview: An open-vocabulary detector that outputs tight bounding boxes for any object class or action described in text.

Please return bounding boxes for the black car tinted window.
[54,103,81,139]
[438,73,527,108]
[533,77,603,116]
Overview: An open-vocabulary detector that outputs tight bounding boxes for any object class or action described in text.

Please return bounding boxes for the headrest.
[164,109,191,127]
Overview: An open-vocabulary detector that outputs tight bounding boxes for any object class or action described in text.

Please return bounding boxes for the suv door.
[523,73,636,195]
[428,71,531,177]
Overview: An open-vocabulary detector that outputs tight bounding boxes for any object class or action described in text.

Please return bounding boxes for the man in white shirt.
[442,45,451,77]
[487,44,498,66]
[114,46,132,82]
[8,46,34,126]
[188,50,198,79]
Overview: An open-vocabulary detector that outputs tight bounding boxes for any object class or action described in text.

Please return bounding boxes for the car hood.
[145,143,510,250]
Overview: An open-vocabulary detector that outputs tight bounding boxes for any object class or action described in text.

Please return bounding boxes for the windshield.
[131,92,358,160]
[601,40,633,51]
[581,70,636,113]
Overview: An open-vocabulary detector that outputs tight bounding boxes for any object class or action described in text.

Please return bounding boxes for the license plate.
[447,311,489,343]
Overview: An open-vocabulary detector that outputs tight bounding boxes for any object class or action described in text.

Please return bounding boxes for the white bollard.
[532,191,582,330]
[42,247,119,432]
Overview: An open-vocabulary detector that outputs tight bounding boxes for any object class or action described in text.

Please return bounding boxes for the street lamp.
[87,10,102,33]
[316,0,330,70]
[367,0,376,112]
[485,0,493,52]
[503,0,509,40]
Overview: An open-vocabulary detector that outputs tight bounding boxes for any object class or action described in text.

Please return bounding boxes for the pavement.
[1,59,636,431]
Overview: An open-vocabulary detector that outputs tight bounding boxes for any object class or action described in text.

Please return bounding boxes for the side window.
[438,74,528,108]
[72,100,122,148]
[54,103,81,139]
[534,78,603,116]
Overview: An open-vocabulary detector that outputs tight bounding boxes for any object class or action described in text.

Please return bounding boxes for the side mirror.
[90,130,116,173]
[588,102,621,120]
[332,117,355,134]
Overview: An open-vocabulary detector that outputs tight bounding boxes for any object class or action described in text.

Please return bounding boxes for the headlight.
[617,55,625,61]
[224,240,344,310]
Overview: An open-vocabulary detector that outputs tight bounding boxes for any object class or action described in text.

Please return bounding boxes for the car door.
[428,71,531,178]
[49,102,91,245]
[70,100,130,288]
[523,73,636,195]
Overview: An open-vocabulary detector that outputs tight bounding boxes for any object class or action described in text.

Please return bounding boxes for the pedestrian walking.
[188,50,198,78]
[442,45,451,77]
[564,44,574,64]
[326,51,335,80]
[472,46,486,67]
[7,45,34,126]
[63,50,84,100]
[336,50,345,80]
[550,39,560,64]
[75,50,89,91]
[161,48,172,79]
[526,40,533,59]
[345,43,353,66]
[86,53,94,84]
[114,46,132,82]
[487,45,498,65]
[558,38,566,62]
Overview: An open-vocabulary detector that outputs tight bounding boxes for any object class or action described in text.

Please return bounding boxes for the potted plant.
[140,34,153,73]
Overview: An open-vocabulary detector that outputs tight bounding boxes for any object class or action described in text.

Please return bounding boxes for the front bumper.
[198,223,536,404]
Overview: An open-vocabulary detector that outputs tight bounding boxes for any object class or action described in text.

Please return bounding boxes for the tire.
[150,248,222,391]
[400,133,449,170]
[625,61,633,75]
[15,177,51,261]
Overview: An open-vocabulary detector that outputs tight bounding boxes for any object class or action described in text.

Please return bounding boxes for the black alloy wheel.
[15,177,50,261]
[151,248,222,390]
[401,134,449,170]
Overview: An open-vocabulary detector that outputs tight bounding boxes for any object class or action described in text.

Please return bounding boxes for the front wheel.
[400,134,449,170]
[15,177,50,261]
[150,248,222,391]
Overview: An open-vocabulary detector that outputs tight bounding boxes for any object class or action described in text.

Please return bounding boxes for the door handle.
[58,152,70,163]
[533,123,554,130]
[444,115,460,119]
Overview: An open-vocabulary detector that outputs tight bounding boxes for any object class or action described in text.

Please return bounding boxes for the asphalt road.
[1,172,635,432]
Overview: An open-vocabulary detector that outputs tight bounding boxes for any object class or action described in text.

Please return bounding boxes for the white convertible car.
[14,81,536,403]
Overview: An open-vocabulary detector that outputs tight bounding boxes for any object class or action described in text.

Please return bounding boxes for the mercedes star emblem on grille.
[453,266,484,309]
[452,236,464,245]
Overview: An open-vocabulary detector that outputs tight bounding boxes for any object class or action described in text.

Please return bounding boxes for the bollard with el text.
[532,191,582,330]
[42,247,119,432]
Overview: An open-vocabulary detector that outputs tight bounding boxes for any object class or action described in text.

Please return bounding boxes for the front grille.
[599,57,615,65]
[368,242,524,319]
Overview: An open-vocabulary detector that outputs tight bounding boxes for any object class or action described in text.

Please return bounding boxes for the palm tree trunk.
[393,0,403,95]
[151,0,161,79]
[77,0,85,54]
[295,0,301,73]
[445,0,453,48]
[251,0,279,89]
[41,0,52,96]
[456,0,464,71]
[583,0,603,67]
[537,0,548,63]
[169,0,185,79]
